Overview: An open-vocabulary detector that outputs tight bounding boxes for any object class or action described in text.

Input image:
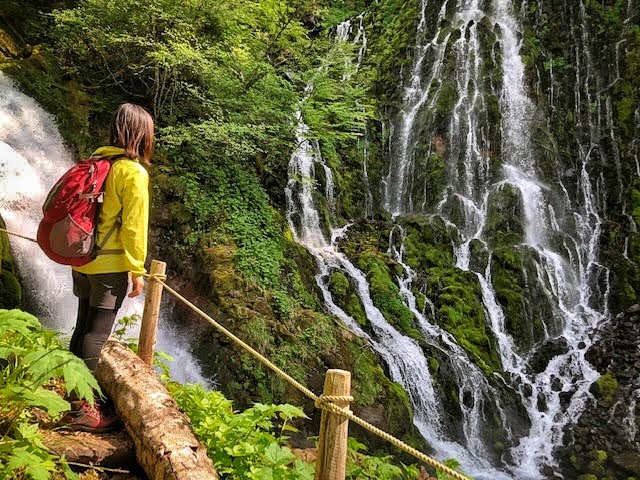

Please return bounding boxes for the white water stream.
[0,73,208,386]
[381,0,608,478]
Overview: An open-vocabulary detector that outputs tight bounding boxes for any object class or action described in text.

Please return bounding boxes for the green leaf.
[4,446,56,480]
[263,442,295,466]
[8,386,71,416]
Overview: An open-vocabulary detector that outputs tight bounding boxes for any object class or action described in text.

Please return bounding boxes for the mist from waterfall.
[0,73,209,386]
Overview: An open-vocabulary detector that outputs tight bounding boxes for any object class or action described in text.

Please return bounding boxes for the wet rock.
[556,309,640,479]
[527,337,569,374]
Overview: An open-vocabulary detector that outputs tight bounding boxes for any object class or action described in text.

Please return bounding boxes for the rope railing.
[144,271,471,480]
[0,228,38,243]
[0,227,471,480]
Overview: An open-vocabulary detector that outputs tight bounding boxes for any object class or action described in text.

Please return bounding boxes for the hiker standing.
[63,103,154,431]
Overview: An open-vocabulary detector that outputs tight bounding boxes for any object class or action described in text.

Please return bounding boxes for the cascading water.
[286,91,449,458]
[379,0,610,478]
[0,73,208,385]
[286,16,514,480]
[287,0,621,478]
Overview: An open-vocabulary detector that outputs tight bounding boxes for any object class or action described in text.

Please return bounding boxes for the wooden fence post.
[315,369,351,480]
[137,260,166,366]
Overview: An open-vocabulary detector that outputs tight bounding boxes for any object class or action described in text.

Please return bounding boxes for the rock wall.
[0,217,22,309]
[558,306,640,479]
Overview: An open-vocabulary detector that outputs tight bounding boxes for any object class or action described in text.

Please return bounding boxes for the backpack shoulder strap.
[93,154,127,256]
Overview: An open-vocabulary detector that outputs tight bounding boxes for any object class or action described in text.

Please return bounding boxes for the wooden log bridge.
[95,339,219,480]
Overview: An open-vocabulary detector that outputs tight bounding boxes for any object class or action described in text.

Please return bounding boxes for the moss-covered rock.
[590,372,619,405]
[483,183,525,249]
[490,245,550,351]
[357,251,420,338]
[0,270,21,310]
[0,218,21,309]
[426,266,501,374]
[400,215,458,270]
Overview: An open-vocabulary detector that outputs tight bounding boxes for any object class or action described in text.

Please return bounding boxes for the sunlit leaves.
[0,309,97,479]
[169,383,313,480]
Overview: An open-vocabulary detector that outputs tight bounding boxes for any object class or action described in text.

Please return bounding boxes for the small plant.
[0,308,101,479]
[168,383,314,480]
[113,314,175,381]
[169,383,428,479]
[112,313,140,345]
[436,458,465,479]
[346,437,420,479]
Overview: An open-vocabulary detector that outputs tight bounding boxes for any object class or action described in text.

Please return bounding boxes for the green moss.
[427,267,501,374]
[358,252,419,337]
[424,152,447,208]
[631,178,640,230]
[490,245,549,350]
[400,215,456,270]
[345,293,368,326]
[329,271,351,298]
[427,357,439,374]
[350,343,386,406]
[0,219,21,309]
[435,81,458,123]
[588,450,608,463]
[483,183,525,249]
[590,372,619,404]
[0,270,21,309]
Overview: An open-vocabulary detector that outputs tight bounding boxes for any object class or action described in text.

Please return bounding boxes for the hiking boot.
[59,400,119,433]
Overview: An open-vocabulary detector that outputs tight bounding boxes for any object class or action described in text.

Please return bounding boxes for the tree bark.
[95,339,219,480]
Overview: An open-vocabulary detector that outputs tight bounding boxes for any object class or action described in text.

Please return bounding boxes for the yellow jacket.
[73,146,149,277]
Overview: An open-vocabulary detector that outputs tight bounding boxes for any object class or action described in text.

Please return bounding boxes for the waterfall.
[286,16,515,479]
[378,0,609,478]
[286,0,616,478]
[0,73,209,385]
[286,115,452,462]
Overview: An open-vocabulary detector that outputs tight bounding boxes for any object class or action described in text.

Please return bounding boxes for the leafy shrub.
[168,382,423,479]
[168,383,314,480]
[0,309,100,480]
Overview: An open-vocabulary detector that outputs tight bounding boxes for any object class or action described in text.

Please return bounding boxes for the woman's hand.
[129,275,145,298]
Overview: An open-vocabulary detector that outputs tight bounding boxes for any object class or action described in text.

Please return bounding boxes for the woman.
[62,103,154,432]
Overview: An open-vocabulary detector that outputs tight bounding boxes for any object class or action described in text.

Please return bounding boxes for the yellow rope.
[144,273,472,480]
[0,228,37,243]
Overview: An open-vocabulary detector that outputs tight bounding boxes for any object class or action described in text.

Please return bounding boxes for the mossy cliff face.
[151,174,428,453]
[521,1,640,316]
[330,215,536,458]
[335,216,501,376]
[0,217,21,310]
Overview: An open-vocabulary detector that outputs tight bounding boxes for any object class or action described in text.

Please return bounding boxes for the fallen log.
[95,339,219,480]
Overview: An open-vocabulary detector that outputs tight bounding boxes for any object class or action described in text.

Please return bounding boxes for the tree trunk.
[95,339,219,480]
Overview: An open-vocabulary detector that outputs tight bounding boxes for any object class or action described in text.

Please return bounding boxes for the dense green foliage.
[3,0,639,477]
[169,382,426,479]
[0,309,100,480]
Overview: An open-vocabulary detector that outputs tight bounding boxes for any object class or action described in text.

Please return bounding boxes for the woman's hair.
[110,103,155,166]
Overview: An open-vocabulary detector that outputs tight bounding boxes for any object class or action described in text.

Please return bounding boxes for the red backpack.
[37,155,124,266]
